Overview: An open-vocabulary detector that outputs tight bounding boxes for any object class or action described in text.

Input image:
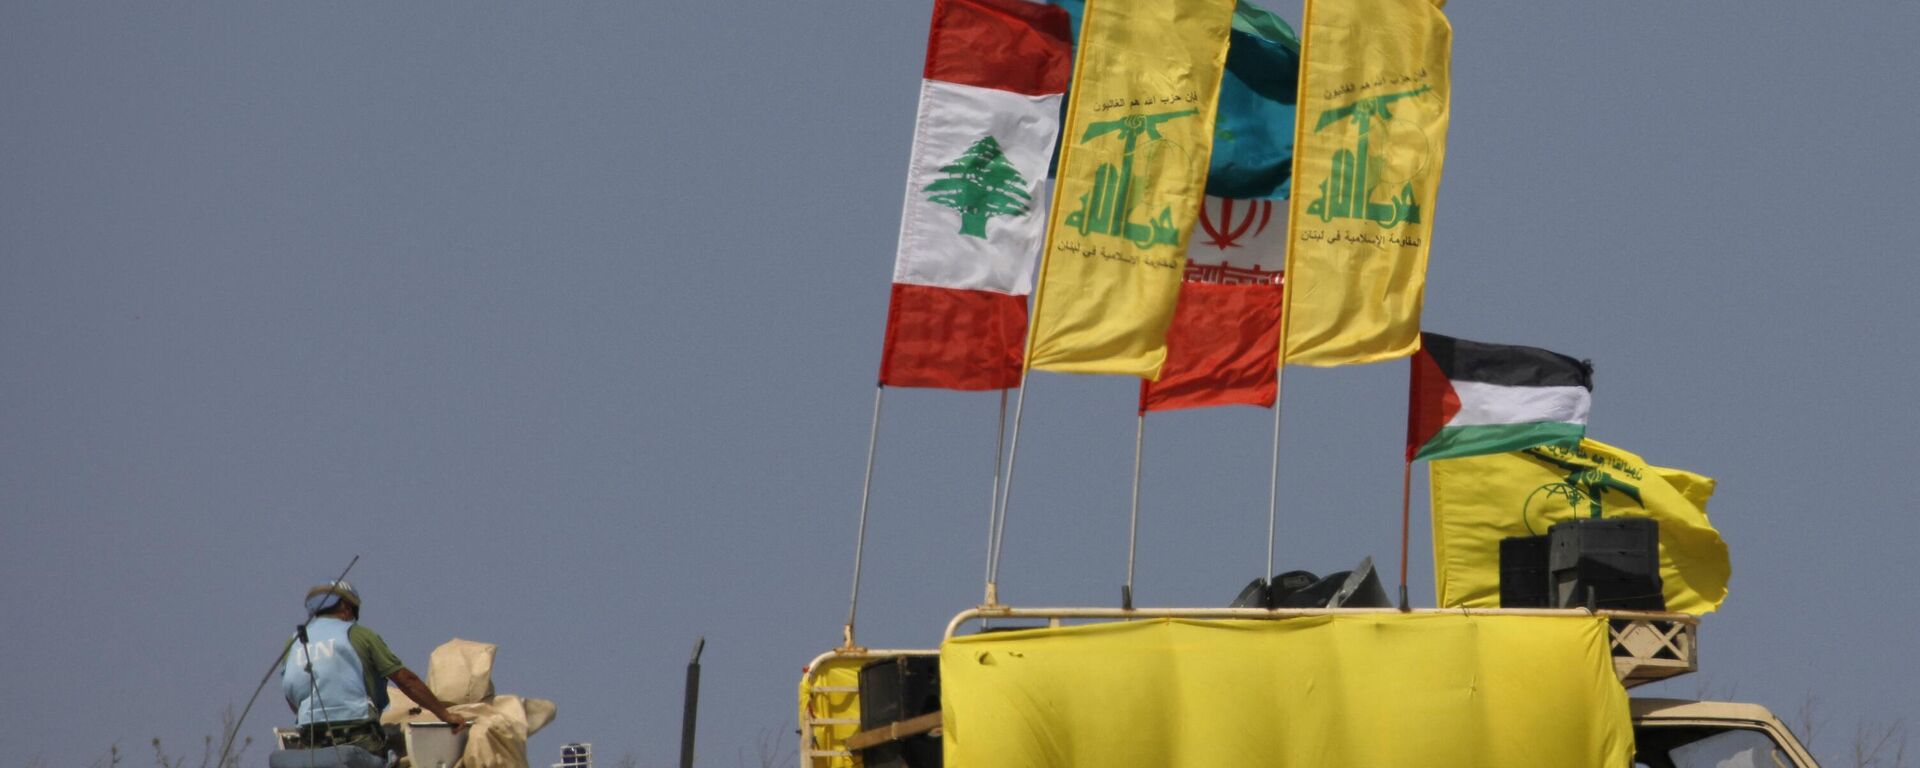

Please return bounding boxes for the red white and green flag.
[877,0,1073,391]
[1139,196,1287,412]
[1406,332,1594,462]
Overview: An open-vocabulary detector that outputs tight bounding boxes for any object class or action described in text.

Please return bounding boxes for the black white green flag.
[1406,333,1592,462]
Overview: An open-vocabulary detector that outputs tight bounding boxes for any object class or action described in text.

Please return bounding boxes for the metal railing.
[943,604,1696,639]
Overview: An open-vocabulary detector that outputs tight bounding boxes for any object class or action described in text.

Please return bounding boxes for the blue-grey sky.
[5,1,1917,766]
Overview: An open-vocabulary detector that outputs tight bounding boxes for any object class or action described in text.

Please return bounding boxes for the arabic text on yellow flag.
[1282,0,1451,366]
[941,615,1634,767]
[1431,438,1730,614]
[1024,0,1235,378]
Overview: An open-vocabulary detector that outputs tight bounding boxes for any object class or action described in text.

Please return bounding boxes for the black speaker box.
[1499,535,1552,608]
[1548,517,1664,610]
[859,656,943,768]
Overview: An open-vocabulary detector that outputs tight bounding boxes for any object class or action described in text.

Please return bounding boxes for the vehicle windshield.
[1635,725,1798,768]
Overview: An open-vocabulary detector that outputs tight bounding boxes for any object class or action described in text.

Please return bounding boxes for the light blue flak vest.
[282,617,377,725]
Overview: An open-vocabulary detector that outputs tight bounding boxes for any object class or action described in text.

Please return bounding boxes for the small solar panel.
[556,742,592,768]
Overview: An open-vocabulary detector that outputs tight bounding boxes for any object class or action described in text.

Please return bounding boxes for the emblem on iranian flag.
[1195,198,1275,251]
[1183,196,1287,284]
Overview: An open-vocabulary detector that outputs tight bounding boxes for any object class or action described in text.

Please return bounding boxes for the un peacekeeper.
[281,580,467,762]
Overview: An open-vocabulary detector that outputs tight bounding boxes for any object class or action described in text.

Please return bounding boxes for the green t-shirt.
[348,624,405,712]
[282,622,406,717]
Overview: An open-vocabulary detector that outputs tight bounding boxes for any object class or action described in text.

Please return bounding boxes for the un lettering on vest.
[291,638,339,665]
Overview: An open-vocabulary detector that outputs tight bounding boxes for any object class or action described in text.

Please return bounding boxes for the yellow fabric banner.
[942,615,1634,767]
[1282,0,1451,366]
[1024,0,1235,378]
[797,655,866,768]
[1431,438,1731,614]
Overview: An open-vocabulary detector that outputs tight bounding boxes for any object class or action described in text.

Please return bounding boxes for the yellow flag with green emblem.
[1430,438,1731,614]
[1282,0,1451,366]
[1025,0,1236,378]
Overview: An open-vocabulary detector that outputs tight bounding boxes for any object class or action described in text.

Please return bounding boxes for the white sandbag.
[522,698,557,736]
[453,695,530,768]
[427,638,497,705]
[374,637,556,768]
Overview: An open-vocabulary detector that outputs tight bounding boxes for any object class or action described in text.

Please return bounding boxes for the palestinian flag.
[1407,332,1593,462]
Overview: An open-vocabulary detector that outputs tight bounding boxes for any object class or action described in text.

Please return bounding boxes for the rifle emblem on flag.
[1305,85,1430,228]
[1520,448,1645,535]
[1063,109,1198,249]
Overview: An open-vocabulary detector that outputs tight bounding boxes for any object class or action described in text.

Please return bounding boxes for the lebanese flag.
[1139,197,1287,412]
[877,0,1073,391]
[1407,332,1594,462]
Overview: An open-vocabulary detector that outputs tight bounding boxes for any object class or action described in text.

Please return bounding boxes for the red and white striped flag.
[1139,196,1288,412]
[877,0,1073,391]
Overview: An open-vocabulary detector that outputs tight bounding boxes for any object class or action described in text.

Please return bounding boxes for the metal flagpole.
[1398,459,1413,611]
[1265,270,1295,588]
[986,371,1032,605]
[1265,365,1287,583]
[1125,411,1146,610]
[843,384,886,648]
[983,388,1008,600]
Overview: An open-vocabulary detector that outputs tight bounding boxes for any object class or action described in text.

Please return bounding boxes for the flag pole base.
[1121,585,1134,611]
[1397,586,1410,613]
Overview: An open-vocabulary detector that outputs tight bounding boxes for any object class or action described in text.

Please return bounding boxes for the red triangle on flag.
[1406,343,1463,461]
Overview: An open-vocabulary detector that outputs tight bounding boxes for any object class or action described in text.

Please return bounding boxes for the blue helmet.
[303,579,362,614]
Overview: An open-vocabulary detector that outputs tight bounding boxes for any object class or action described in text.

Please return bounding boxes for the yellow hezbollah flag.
[1431,438,1731,614]
[1282,0,1451,366]
[941,615,1634,767]
[1025,0,1235,378]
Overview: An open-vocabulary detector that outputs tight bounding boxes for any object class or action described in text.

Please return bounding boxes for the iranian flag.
[1407,332,1594,462]
[1139,196,1287,412]
[1135,2,1298,413]
[877,0,1072,391]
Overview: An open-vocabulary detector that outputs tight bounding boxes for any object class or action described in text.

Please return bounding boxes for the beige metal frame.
[1608,613,1698,687]
[1633,699,1821,767]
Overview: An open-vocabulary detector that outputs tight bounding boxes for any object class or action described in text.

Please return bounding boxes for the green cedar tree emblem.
[923,135,1032,239]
